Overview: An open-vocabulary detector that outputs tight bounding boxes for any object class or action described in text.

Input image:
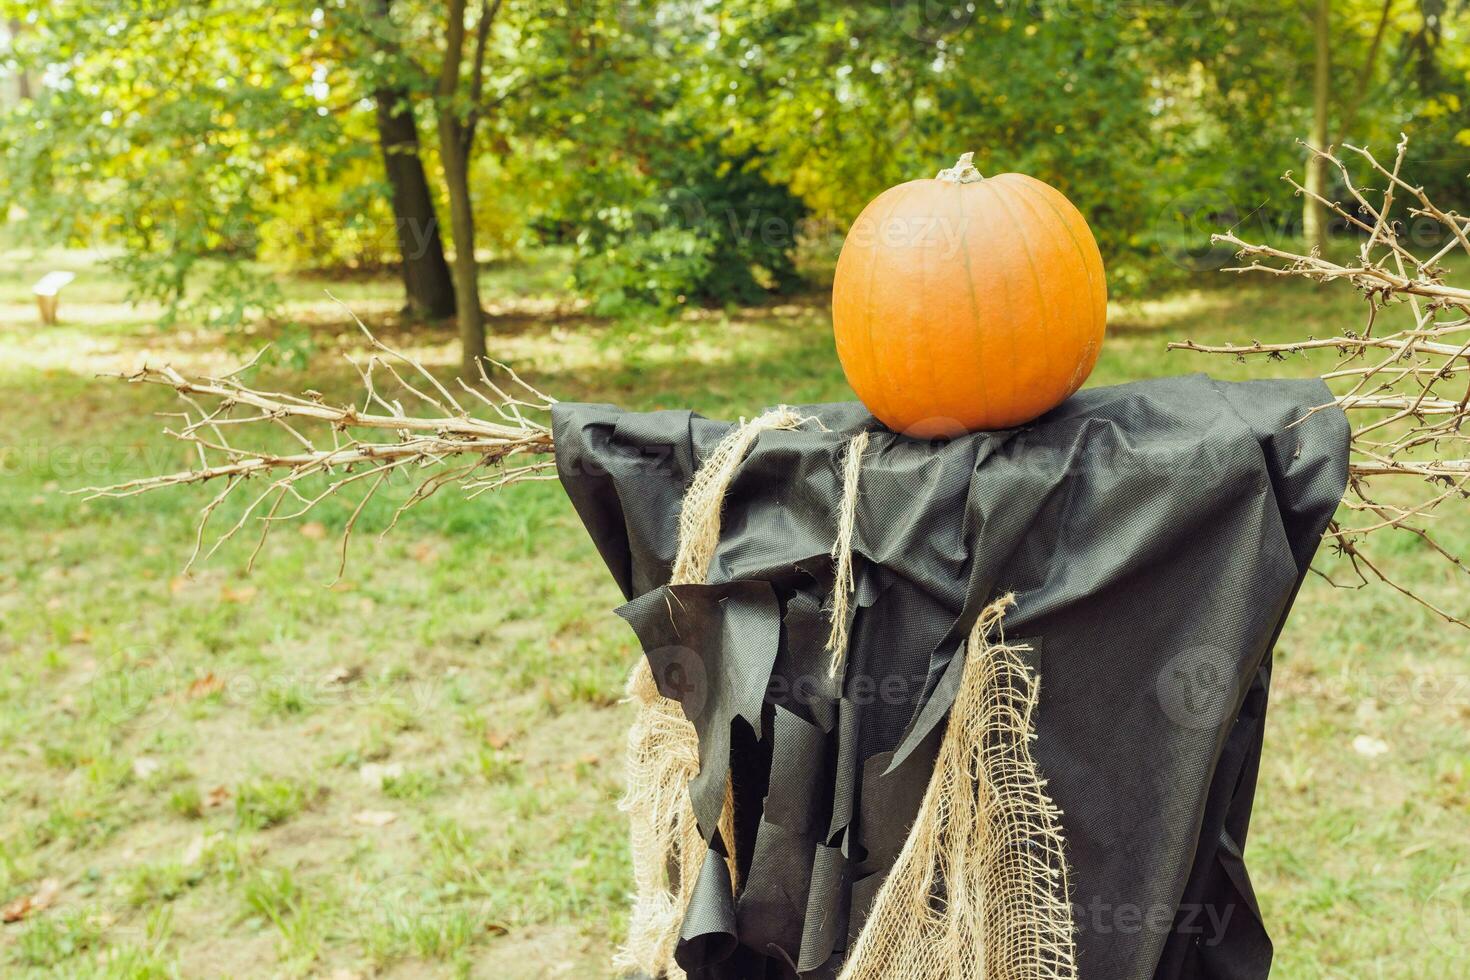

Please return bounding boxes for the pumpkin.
[832,152,1107,437]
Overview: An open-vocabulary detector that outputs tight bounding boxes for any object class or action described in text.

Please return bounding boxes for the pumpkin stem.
[935,152,984,184]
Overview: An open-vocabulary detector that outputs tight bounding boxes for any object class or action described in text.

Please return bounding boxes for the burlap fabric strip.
[837,593,1077,979]
[615,407,806,978]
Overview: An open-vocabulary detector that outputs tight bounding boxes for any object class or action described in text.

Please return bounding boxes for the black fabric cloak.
[552,374,1349,980]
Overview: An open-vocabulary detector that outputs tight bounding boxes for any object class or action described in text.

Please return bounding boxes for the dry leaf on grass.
[219,584,258,604]
[204,785,231,809]
[1353,735,1391,758]
[352,809,398,827]
[300,521,328,541]
[324,665,363,686]
[186,673,225,699]
[2,878,61,923]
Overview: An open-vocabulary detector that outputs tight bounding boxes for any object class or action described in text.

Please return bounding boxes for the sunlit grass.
[2,247,1467,976]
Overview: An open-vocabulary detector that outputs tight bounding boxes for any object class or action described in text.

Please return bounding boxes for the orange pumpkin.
[832,152,1107,437]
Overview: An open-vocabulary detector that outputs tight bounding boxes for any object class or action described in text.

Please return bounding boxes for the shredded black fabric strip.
[552,374,1349,980]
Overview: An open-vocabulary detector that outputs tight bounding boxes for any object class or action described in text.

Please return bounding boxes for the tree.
[361,0,456,320]
[0,1,462,326]
[0,2,344,325]
[374,81,457,319]
[1305,0,1398,254]
[435,0,489,373]
[371,0,638,376]
[1305,0,1332,254]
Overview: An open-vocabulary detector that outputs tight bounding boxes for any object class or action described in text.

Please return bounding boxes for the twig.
[1172,134,1470,628]
[74,327,557,576]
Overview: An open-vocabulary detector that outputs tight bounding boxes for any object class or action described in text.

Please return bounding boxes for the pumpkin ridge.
[861,184,916,428]
[917,190,939,425]
[1015,178,1106,369]
[952,186,993,430]
[1007,179,1089,399]
[984,179,1055,423]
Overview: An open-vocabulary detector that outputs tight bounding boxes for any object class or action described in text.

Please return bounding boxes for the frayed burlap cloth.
[837,593,1077,979]
[615,407,806,978]
[617,421,1076,980]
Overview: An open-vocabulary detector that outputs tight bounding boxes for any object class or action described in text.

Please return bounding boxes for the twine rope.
[826,430,869,679]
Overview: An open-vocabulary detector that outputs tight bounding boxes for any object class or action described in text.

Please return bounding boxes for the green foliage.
[574,226,713,318]
[257,151,402,274]
[563,144,810,318]
[3,0,1469,317]
[673,0,1470,296]
[0,1,343,326]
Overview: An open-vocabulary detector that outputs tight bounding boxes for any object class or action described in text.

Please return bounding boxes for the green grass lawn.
[2,249,1468,978]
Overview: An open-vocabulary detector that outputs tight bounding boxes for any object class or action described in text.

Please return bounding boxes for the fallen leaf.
[330,580,356,593]
[324,665,363,686]
[2,879,61,923]
[132,757,161,779]
[300,521,328,541]
[1353,735,1390,758]
[219,584,258,604]
[484,922,509,937]
[486,731,513,750]
[187,673,225,699]
[169,576,191,596]
[181,834,207,866]
[359,762,403,790]
[352,809,397,827]
[204,785,231,808]
[410,541,438,565]
[70,628,92,645]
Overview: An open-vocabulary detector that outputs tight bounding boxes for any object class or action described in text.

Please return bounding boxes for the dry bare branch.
[1170,135,1470,627]
[74,334,556,575]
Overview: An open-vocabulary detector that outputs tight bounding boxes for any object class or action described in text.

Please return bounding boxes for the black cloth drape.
[553,374,1349,979]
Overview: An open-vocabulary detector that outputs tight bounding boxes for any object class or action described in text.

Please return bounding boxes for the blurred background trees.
[1,0,1467,360]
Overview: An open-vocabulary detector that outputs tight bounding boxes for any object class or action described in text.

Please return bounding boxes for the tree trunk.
[437,125,485,377]
[9,20,32,100]
[1337,0,1393,146]
[374,87,456,320]
[1304,0,1331,255]
[437,0,486,378]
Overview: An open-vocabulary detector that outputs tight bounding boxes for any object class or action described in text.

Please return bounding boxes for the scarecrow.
[84,139,1469,978]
